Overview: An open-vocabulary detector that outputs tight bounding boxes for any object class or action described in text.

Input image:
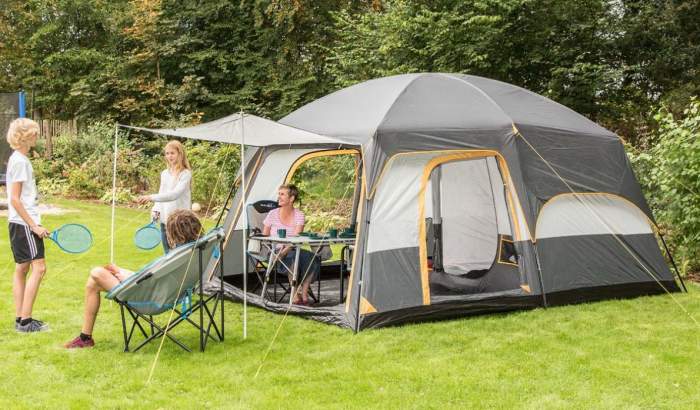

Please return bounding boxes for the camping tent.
[148,73,683,331]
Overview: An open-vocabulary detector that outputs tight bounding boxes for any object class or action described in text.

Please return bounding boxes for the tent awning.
[121,113,349,147]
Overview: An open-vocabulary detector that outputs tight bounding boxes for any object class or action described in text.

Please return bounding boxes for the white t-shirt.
[151,169,192,223]
[6,151,40,226]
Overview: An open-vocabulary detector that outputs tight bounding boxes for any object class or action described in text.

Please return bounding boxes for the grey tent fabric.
[123,113,346,147]
[279,73,653,231]
[439,159,499,274]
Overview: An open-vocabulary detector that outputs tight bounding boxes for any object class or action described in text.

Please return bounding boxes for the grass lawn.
[1,199,700,409]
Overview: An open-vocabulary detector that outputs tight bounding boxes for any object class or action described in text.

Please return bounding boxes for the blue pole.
[18,91,26,118]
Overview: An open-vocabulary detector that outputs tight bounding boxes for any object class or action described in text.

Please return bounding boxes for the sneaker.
[64,336,95,349]
[16,319,49,333]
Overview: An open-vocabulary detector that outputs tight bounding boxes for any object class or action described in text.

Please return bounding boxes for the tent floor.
[224,262,348,307]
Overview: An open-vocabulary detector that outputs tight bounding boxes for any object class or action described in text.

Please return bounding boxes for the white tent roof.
[122,113,348,146]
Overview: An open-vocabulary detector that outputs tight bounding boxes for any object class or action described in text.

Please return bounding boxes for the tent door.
[426,156,511,276]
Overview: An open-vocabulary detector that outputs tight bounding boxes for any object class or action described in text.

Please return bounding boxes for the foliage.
[629,98,700,271]
[2,0,698,145]
[182,140,240,214]
[290,154,357,231]
[326,0,516,87]
[33,123,239,211]
[34,122,129,199]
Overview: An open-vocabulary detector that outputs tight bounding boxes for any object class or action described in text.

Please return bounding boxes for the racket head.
[134,223,162,250]
[51,224,93,254]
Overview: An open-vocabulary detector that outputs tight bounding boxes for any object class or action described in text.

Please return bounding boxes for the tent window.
[285,150,360,231]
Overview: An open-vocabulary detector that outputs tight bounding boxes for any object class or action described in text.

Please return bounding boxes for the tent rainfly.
[144,74,685,331]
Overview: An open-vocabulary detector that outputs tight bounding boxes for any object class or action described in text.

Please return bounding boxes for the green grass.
[1,199,700,409]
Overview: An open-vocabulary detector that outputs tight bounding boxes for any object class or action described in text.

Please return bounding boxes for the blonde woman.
[136,140,192,253]
[6,118,50,333]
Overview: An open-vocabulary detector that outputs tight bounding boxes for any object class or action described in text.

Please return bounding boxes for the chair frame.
[114,240,225,353]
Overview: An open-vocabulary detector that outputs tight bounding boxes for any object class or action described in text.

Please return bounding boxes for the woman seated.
[263,184,320,305]
[64,210,202,349]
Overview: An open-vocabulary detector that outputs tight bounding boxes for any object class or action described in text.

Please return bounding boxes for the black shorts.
[8,223,46,263]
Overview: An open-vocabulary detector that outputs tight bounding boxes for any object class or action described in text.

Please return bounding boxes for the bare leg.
[20,259,46,319]
[82,267,120,335]
[301,277,313,303]
[13,262,30,318]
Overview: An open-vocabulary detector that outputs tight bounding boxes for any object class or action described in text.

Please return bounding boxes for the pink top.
[263,208,305,237]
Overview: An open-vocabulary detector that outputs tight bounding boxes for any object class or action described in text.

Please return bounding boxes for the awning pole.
[240,111,248,339]
[110,123,119,264]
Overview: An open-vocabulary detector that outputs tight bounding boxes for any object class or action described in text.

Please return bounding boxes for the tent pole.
[110,124,119,264]
[658,232,687,292]
[214,180,237,228]
[533,243,548,308]
[240,111,248,339]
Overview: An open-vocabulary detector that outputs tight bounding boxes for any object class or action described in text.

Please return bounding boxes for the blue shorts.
[277,249,320,282]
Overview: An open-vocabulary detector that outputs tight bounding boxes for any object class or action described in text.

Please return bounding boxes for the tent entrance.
[423,156,521,295]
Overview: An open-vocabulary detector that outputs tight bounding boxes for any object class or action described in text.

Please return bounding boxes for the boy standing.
[6,118,49,332]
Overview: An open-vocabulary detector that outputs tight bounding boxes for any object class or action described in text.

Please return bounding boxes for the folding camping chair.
[245,200,287,297]
[106,228,225,353]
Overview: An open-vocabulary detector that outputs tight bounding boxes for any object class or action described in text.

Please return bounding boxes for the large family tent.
[156,73,684,331]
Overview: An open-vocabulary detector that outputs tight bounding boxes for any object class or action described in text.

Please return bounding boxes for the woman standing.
[137,140,192,253]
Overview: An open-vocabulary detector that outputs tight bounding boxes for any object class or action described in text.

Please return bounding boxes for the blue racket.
[49,224,93,254]
[134,219,162,250]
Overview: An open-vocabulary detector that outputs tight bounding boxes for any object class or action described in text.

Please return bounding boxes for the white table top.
[250,235,355,245]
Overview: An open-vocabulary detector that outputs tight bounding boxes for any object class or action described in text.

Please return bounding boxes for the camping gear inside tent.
[136,73,684,332]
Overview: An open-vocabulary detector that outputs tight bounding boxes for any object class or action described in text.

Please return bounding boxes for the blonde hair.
[164,140,191,173]
[165,209,202,248]
[6,118,39,150]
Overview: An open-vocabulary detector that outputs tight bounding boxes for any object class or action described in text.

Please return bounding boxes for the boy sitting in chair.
[64,210,202,349]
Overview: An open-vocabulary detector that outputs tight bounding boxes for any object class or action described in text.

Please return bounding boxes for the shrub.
[184,141,240,211]
[629,98,700,272]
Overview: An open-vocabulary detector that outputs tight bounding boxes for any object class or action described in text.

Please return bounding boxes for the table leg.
[260,246,278,303]
[289,245,301,306]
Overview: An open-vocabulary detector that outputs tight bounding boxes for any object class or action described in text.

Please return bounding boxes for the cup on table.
[328,228,338,238]
[277,228,287,238]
